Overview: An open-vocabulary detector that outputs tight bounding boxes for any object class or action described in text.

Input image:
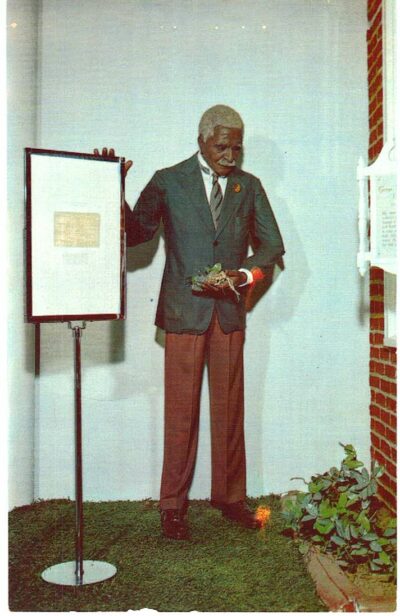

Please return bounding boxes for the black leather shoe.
[211,500,262,529]
[160,509,190,540]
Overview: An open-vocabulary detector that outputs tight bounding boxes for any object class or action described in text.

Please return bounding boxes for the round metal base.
[41,560,117,586]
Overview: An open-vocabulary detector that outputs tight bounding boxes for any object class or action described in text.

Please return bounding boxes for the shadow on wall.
[356,229,370,327]
[105,226,164,364]
[244,136,309,322]
[107,236,162,365]
[24,323,36,373]
[239,136,310,492]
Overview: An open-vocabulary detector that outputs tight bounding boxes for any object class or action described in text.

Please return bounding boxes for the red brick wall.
[367,0,397,512]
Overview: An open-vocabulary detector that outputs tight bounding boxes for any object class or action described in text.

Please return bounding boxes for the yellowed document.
[54,212,100,248]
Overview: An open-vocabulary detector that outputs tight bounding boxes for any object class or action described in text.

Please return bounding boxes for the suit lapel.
[179,155,215,234]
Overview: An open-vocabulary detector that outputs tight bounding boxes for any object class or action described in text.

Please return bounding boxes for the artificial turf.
[9,495,325,612]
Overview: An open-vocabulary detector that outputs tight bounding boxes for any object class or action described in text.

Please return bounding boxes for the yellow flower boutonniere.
[233,183,241,193]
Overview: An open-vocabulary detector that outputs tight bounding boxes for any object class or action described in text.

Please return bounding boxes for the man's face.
[198,126,243,176]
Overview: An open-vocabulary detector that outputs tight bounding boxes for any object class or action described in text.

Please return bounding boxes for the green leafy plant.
[282,443,396,575]
[190,263,240,300]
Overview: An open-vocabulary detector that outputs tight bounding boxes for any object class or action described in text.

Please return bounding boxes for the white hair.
[198,105,244,141]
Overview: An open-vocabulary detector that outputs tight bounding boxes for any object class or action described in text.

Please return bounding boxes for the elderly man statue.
[96,104,284,540]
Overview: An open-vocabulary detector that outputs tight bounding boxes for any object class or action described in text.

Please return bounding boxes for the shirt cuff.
[238,268,253,286]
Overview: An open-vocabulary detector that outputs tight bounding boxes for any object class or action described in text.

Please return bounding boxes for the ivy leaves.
[282,443,396,575]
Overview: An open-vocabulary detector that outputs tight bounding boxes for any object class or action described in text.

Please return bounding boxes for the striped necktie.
[200,164,223,228]
[210,173,223,228]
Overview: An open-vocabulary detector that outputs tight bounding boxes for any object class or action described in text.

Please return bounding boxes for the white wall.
[13,0,371,504]
[7,0,40,509]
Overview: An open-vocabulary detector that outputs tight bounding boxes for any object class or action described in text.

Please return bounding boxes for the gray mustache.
[218,160,236,167]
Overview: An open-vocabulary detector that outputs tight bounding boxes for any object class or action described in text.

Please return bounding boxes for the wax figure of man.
[95,105,284,540]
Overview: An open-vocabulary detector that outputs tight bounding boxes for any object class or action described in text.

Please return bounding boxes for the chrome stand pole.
[41,322,117,586]
[72,322,84,583]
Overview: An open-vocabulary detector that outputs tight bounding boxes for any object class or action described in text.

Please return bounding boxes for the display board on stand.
[26,148,126,322]
[25,148,126,586]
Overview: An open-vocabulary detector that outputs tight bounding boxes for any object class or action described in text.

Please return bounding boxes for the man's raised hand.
[93,147,133,178]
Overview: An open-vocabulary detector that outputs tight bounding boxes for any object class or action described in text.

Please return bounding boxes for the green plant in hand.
[282,443,396,576]
[191,263,240,300]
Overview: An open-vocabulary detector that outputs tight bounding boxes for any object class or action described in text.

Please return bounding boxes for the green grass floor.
[9,495,326,612]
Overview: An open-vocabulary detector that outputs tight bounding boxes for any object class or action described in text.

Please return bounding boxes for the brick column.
[367,0,397,512]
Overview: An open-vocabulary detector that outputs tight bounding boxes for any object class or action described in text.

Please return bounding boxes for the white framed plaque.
[370,173,397,267]
[25,148,126,322]
[357,141,397,276]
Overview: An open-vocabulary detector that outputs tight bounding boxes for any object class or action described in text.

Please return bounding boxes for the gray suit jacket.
[125,154,285,333]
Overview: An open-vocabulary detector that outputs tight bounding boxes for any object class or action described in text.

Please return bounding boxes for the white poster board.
[26,149,125,322]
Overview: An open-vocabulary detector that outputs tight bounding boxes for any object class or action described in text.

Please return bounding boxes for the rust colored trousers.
[160,313,246,510]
